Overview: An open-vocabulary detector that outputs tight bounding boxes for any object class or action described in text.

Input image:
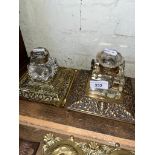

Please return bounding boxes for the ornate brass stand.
[19,67,76,107]
[42,133,134,155]
[20,66,134,123]
[67,70,135,124]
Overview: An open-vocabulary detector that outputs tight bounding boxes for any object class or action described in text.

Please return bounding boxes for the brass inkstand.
[68,49,134,124]
[19,47,76,107]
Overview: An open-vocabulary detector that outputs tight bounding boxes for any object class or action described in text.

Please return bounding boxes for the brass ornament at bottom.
[45,140,83,155]
[43,134,84,155]
[42,133,134,155]
[51,145,78,155]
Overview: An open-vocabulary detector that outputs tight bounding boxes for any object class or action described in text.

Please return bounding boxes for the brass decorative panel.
[42,133,134,155]
[19,67,76,107]
[67,70,135,124]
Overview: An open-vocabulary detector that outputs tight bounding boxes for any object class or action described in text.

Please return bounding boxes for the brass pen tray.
[19,67,76,107]
[43,133,134,155]
[67,70,135,124]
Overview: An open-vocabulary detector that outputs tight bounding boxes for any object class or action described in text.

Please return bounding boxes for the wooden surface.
[20,98,135,151]
[20,138,40,155]
[20,99,134,140]
[20,115,135,151]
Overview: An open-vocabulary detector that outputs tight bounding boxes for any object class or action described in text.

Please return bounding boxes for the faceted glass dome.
[96,48,124,68]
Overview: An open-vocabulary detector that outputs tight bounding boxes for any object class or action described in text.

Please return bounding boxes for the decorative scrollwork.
[42,133,134,155]
[19,67,76,107]
[67,70,135,124]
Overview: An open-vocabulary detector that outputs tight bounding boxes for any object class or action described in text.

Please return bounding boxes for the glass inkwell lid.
[96,48,124,68]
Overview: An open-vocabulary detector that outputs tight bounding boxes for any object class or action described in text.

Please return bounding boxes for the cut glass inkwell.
[28,47,58,81]
[88,48,125,100]
[19,47,76,107]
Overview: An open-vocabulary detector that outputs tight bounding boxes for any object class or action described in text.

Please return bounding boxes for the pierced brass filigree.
[19,67,76,107]
[67,70,135,124]
[42,133,134,155]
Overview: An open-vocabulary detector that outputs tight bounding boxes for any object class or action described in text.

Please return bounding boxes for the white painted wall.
[19,0,135,77]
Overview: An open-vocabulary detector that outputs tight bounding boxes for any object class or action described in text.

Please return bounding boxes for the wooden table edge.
[19,114,135,151]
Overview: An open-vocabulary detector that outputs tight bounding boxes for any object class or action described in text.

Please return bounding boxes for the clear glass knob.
[96,48,124,68]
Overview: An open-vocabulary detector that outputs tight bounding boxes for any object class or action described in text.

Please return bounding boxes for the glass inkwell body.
[28,47,58,81]
[20,47,76,107]
[88,48,125,100]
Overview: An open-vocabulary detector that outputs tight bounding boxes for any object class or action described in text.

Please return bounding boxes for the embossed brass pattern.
[67,70,135,124]
[43,134,84,155]
[19,67,76,107]
[20,67,134,123]
[42,133,134,155]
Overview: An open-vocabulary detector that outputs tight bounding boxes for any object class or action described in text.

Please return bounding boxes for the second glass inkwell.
[88,48,125,100]
[67,48,134,123]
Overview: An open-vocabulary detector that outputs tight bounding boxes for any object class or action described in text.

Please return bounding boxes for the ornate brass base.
[43,133,134,155]
[19,67,76,107]
[67,70,135,124]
